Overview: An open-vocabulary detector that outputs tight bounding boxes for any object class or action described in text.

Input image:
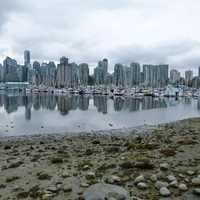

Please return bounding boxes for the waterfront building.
[47,62,56,87]
[185,70,193,86]
[143,64,168,88]
[0,64,4,82]
[192,76,200,89]
[158,64,169,87]
[170,69,181,83]
[130,62,140,86]
[79,63,89,86]
[113,63,125,87]
[33,61,41,86]
[3,57,19,82]
[94,58,108,85]
[199,66,200,77]
[124,66,131,87]
[56,57,68,88]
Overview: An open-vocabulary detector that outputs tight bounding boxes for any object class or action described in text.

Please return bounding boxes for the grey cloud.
[0,0,22,30]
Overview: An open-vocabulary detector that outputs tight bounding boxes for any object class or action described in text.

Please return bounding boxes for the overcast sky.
[0,0,200,74]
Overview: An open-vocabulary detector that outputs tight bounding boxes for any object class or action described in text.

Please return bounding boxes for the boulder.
[83,183,130,200]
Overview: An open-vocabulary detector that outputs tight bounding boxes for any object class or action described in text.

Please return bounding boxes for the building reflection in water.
[0,94,196,119]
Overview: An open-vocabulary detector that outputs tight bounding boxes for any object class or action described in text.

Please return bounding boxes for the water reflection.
[0,94,199,120]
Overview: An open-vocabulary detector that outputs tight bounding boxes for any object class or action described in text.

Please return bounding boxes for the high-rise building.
[56,57,68,88]
[185,70,193,86]
[124,66,131,87]
[158,64,169,87]
[143,64,168,88]
[114,63,125,87]
[130,62,140,86]
[94,58,108,85]
[198,66,200,77]
[24,50,31,66]
[79,63,89,86]
[3,57,19,82]
[170,69,180,83]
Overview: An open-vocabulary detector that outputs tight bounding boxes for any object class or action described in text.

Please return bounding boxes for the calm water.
[0,93,200,136]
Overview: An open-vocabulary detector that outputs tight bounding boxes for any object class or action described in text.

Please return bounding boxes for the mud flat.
[0,118,200,199]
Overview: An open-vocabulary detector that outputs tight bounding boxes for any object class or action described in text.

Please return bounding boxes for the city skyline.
[1,1,200,74]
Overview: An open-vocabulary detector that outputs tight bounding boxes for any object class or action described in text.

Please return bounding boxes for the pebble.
[63,186,72,193]
[178,183,188,191]
[86,172,95,179]
[193,188,200,195]
[134,175,145,184]
[167,175,176,182]
[137,182,147,189]
[160,163,169,171]
[169,180,178,188]
[159,187,171,197]
[155,181,169,189]
[187,170,195,176]
[192,177,200,186]
[150,174,157,182]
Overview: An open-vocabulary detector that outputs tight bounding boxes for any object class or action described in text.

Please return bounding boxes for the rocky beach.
[0,118,200,200]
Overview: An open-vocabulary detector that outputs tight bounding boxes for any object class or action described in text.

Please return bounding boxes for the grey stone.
[159,187,171,197]
[155,181,169,189]
[193,188,200,195]
[192,177,200,186]
[179,183,188,191]
[83,183,130,200]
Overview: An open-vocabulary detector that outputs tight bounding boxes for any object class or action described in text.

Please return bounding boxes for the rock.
[120,161,134,169]
[187,170,195,176]
[159,187,171,197]
[63,185,72,193]
[137,182,147,190]
[178,183,188,191]
[150,174,157,182]
[134,175,145,184]
[83,183,130,200]
[134,159,155,169]
[16,191,29,199]
[86,172,96,180]
[108,175,121,184]
[62,171,70,178]
[167,175,176,182]
[155,181,169,189]
[192,177,200,186]
[80,183,89,188]
[8,160,24,168]
[169,180,178,188]
[50,157,63,164]
[37,171,52,180]
[160,163,169,171]
[47,186,59,193]
[193,188,200,195]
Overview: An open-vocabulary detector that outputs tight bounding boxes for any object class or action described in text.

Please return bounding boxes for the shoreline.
[0,117,200,199]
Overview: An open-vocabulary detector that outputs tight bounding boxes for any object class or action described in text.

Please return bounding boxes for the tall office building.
[24,50,31,66]
[3,57,19,82]
[170,69,181,83]
[94,58,108,85]
[185,70,193,86]
[79,63,89,86]
[130,62,140,86]
[56,57,68,88]
[143,64,168,88]
[113,63,125,87]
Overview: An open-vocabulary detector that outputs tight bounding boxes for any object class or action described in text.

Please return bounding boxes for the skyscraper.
[130,62,140,86]
[170,69,180,83]
[3,57,19,82]
[79,63,89,86]
[24,50,31,66]
[185,70,193,86]
[114,64,125,87]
